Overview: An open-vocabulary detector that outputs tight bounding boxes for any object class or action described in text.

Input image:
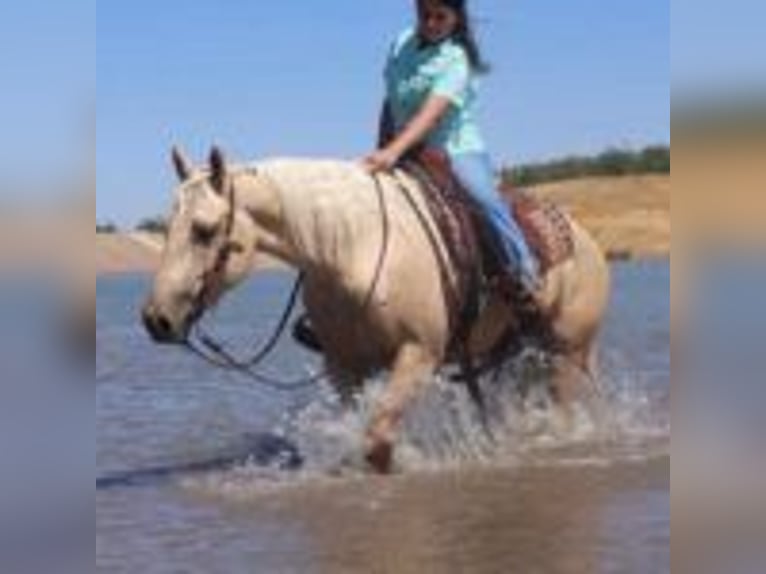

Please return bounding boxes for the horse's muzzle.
[142,301,185,344]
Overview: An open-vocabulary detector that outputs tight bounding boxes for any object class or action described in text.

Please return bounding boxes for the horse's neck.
[233,166,301,267]
[243,159,377,272]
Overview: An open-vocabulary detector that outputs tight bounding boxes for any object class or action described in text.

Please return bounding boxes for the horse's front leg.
[365,343,438,473]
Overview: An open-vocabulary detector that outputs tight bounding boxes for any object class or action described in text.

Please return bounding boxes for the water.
[96,261,669,573]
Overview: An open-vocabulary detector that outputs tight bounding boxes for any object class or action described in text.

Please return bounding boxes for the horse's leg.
[549,342,599,429]
[365,343,437,473]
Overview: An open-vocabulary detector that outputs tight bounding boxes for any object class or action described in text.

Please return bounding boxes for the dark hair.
[440,0,490,74]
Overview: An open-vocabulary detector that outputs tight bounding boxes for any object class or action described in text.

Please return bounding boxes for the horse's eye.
[191,222,217,246]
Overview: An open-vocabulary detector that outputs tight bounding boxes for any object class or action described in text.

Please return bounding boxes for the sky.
[97,0,670,226]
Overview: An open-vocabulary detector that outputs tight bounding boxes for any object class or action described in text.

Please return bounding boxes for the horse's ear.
[171,146,192,181]
[209,146,227,194]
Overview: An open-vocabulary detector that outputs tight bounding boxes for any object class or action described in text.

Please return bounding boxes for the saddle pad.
[502,185,575,275]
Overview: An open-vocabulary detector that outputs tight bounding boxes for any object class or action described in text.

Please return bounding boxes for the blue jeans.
[450,152,539,288]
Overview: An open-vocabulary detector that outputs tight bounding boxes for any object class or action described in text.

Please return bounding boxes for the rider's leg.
[450,152,539,290]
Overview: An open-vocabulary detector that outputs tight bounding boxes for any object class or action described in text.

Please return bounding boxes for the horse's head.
[142,146,258,343]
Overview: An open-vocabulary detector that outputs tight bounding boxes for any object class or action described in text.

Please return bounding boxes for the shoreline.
[96,251,668,278]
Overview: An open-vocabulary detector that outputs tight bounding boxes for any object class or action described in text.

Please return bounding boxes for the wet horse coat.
[142,148,611,472]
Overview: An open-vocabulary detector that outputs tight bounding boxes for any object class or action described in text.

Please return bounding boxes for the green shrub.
[502,144,669,187]
[96,222,118,234]
[135,216,167,234]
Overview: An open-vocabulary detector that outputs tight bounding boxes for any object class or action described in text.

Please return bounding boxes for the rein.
[182,169,392,391]
[183,274,321,391]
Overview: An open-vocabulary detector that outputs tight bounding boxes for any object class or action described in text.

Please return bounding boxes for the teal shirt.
[384,28,485,156]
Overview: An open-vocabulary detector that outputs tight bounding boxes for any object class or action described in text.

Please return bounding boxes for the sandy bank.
[533,174,670,259]
[97,232,163,274]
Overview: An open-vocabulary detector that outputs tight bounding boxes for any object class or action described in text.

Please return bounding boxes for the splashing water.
[183,345,669,501]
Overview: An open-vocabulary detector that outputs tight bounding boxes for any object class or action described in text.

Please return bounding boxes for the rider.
[293,0,545,351]
[361,0,541,302]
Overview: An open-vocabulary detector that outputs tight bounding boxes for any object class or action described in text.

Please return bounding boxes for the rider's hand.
[361,147,401,174]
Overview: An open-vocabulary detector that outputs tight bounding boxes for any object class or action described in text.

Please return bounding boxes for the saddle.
[292,148,576,372]
[400,147,575,352]
[500,181,575,275]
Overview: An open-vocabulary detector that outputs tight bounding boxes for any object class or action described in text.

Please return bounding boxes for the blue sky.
[97,0,670,226]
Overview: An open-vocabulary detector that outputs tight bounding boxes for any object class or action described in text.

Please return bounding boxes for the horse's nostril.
[155,315,173,338]
[142,304,174,342]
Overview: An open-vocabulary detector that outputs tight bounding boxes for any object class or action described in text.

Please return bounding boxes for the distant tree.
[97,222,118,234]
[594,148,637,176]
[135,216,167,234]
[638,145,671,173]
[501,144,670,187]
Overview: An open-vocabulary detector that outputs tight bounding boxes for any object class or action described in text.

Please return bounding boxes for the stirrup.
[292,314,323,353]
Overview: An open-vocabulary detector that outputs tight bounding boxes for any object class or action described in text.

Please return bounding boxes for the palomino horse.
[142,147,610,472]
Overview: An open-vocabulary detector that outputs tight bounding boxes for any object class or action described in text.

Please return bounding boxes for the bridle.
[180,168,392,391]
[188,174,238,326]
[181,169,316,389]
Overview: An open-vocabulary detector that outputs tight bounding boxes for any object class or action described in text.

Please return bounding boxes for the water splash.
[220,350,662,475]
[178,345,669,503]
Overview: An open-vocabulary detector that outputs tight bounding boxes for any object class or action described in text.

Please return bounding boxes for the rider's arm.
[385,95,450,159]
[364,95,451,172]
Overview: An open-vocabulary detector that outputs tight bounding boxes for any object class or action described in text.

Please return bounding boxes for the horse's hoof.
[365,442,393,474]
